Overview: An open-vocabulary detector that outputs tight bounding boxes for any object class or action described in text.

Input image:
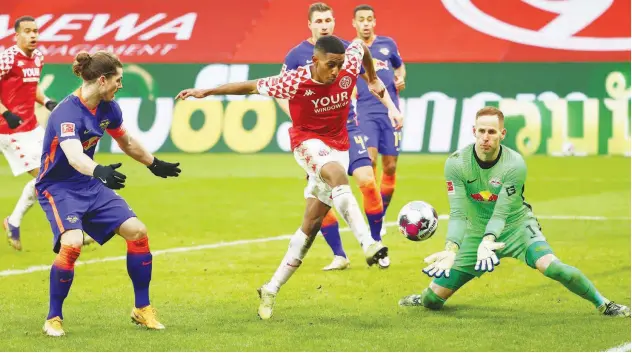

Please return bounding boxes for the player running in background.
[399,106,630,318]
[352,5,406,237]
[38,51,181,336]
[1,16,59,250]
[177,36,402,319]
[278,2,391,270]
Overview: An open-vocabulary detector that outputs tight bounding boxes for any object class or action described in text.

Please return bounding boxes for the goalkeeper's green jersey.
[444,144,531,246]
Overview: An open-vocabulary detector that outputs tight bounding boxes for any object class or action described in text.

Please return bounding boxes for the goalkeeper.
[399,106,630,317]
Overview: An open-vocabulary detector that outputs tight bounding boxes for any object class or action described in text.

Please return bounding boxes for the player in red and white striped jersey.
[1,16,58,250]
[177,35,403,320]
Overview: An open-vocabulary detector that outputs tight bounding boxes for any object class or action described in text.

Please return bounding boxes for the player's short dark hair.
[72,51,123,81]
[308,2,333,21]
[314,35,345,55]
[353,4,375,17]
[14,16,36,31]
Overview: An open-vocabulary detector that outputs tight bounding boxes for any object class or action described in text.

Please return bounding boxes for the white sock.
[266,229,314,293]
[331,185,374,251]
[9,179,36,227]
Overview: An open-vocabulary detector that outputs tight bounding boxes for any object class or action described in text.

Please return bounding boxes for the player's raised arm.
[358,75,403,129]
[274,61,294,118]
[106,103,180,178]
[177,67,308,101]
[389,40,406,92]
[0,51,23,129]
[422,156,466,279]
[36,85,58,111]
[176,80,259,100]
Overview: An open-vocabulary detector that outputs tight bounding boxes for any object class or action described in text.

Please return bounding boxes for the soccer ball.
[397,201,439,241]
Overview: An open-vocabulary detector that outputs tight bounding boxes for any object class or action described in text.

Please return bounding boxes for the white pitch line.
[0,215,629,278]
[605,342,631,352]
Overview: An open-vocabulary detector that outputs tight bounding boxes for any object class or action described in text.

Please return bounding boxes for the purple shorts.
[37,180,136,253]
[347,123,372,176]
[360,115,402,156]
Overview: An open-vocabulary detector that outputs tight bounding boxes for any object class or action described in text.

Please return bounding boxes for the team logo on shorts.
[318,148,330,156]
[66,215,79,223]
[339,76,352,89]
[60,123,76,137]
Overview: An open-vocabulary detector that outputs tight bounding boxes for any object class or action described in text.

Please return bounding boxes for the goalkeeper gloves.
[93,163,127,189]
[422,241,459,278]
[475,234,505,272]
[147,157,181,178]
[2,111,23,129]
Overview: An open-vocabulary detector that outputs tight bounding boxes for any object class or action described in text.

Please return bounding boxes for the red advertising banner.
[1,0,629,63]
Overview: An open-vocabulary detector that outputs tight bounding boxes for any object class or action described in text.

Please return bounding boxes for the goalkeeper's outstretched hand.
[475,235,505,272]
[422,242,459,278]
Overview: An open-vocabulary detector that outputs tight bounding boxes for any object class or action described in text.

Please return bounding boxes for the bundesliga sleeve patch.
[446,181,455,194]
[60,122,76,137]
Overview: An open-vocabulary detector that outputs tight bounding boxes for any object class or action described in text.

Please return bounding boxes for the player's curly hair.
[72,51,123,81]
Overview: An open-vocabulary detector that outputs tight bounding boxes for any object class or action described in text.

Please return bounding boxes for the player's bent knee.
[429,282,455,301]
[382,156,398,175]
[525,241,556,272]
[421,287,447,310]
[320,162,348,187]
[117,217,148,241]
[383,164,396,176]
[535,253,558,273]
[352,166,376,185]
[59,229,85,248]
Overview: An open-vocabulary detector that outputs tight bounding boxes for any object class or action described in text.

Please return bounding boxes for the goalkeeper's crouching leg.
[401,269,475,309]
[420,287,446,310]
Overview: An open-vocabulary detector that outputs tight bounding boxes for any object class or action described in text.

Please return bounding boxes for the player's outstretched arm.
[444,156,468,247]
[423,156,468,279]
[370,83,403,129]
[176,80,259,100]
[474,160,527,272]
[36,86,58,111]
[394,63,406,92]
[483,160,527,239]
[111,129,181,178]
[357,42,386,99]
[59,139,126,189]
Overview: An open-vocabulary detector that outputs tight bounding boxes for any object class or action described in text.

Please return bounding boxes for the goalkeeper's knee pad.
[421,287,446,310]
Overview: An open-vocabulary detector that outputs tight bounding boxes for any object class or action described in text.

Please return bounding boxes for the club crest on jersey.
[489,178,501,187]
[34,56,41,67]
[82,136,100,151]
[379,47,390,55]
[470,190,498,202]
[99,119,110,130]
[339,76,352,89]
[60,123,75,137]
